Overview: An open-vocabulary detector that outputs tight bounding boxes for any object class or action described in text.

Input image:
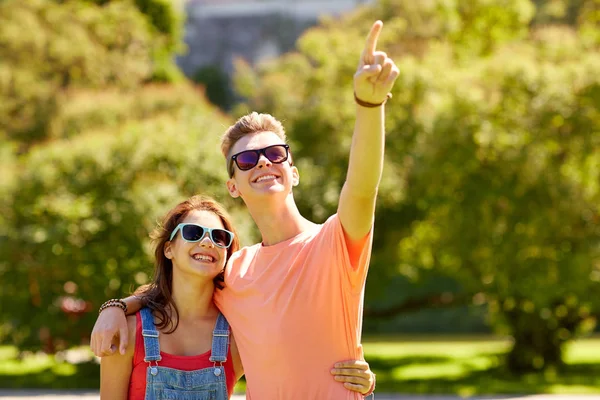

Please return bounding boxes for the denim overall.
[140,307,230,400]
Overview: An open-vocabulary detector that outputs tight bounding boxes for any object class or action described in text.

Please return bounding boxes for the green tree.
[61,0,185,81]
[193,65,234,110]
[0,0,257,352]
[0,84,256,351]
[233,0,600,372]
[0,0,184,150]
[0,0,152,147]
[130,0,185,82]
[396,41,600,371]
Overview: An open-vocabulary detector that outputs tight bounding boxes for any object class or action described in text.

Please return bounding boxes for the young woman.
[99,195,374,399]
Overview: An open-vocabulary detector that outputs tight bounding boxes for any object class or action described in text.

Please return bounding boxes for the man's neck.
[246,194,317,246]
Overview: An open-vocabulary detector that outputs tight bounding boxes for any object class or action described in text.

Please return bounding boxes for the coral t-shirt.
[214,214,372,399]
[128,312,236,399]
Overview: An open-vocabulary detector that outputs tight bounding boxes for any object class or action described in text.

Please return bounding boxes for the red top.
[128,312,236,399]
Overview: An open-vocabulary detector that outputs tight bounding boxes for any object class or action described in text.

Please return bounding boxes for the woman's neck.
[170,272,219,320]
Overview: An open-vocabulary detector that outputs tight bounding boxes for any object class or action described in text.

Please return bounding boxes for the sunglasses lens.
[236,151,260,170]
[211,229,233,248]
[265,145,288,163]
[181,225,206,241]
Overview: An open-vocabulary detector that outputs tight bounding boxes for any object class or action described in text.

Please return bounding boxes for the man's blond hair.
[220,112,287,159]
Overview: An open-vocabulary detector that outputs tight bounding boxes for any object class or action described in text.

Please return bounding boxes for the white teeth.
[192,254,213,262]
[256,175,277,182]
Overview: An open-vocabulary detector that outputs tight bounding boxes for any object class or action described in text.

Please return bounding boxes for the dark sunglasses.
[169,223,235,249]
[228,144,290,177]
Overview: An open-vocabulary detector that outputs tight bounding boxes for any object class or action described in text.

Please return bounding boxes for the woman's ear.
[164,241,173,259]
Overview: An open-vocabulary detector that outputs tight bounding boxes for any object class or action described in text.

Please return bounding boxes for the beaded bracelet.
[98,298,127,314]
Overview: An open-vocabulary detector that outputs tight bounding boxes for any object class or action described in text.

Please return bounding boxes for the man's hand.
[354,20,399,105]
[90,307,129,357]
[330,359,375,394]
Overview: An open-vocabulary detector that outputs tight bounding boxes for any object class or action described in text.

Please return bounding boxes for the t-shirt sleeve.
[320,213,373,290]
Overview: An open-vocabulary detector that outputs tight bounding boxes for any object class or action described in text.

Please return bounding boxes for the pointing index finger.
[363,20,383,58]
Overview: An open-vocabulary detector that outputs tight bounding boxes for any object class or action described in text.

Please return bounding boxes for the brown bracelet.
[98,298,127,314]
[354,92,392,108]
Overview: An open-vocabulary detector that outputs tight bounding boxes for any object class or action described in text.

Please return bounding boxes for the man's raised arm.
[338,20,399,242]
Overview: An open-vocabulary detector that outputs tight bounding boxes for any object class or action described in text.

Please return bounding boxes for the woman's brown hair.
[136,195,240,333]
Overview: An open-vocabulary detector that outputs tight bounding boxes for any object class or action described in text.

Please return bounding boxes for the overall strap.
[140,307,161,362]
[209,313,230,363]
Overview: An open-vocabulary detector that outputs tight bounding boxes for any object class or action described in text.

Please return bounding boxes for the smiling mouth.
[253,174,279,183]
[192,254,215,262]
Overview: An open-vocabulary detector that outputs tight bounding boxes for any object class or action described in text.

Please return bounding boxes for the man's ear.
[227,178,240,198]
[164,242,173,259]
[291,166,300,187]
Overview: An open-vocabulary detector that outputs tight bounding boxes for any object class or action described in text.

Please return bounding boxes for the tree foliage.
[1,0,599,371]
[0,0,254,351]
[0,0,183,149]
[234,0,600,372]
[0,84,258,351]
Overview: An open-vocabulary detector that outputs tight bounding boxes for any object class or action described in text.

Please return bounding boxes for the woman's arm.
[331,359,375,395]
[99,315,136,400]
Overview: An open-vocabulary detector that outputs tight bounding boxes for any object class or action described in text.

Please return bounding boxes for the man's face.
[226,131,299,201]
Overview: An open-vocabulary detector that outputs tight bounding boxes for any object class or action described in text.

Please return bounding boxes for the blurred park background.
[0,0,599,396]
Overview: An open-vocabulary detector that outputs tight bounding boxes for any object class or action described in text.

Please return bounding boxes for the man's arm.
[338,20,399,243]
[90,294,144,357]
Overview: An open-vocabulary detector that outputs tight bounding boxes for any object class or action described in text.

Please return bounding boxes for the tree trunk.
[506,321,565,372]
[503,301,582,373]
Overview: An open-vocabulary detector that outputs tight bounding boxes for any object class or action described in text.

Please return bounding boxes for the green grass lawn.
[1,336,600,394]
[361,335,600,396]
[0,345,99,389]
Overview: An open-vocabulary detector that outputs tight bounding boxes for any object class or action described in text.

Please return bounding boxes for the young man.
[91,20,398,399]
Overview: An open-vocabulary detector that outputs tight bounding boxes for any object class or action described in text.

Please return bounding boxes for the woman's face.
[165,210,229,280]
